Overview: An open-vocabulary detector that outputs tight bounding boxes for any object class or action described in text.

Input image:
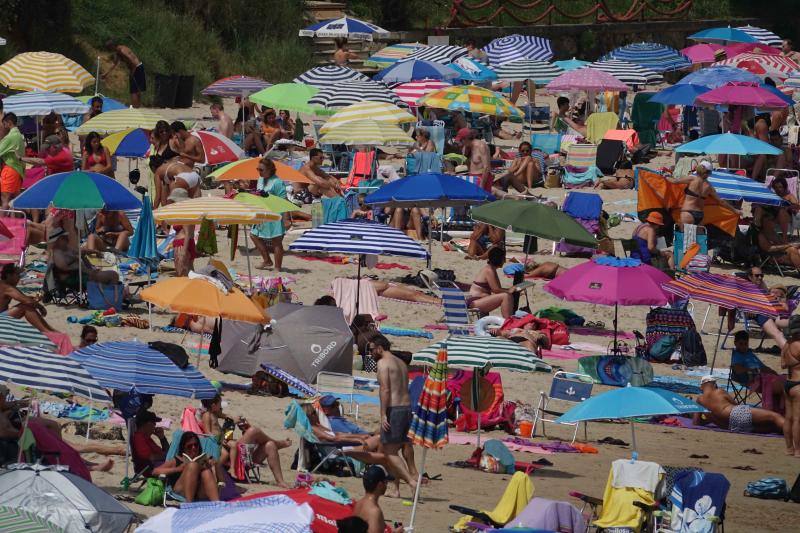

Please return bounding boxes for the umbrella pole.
[710,313,725,373]
[124,417,132,486]
[78,230,83,294]
[408,447,427,532]
[613,303,619,355]
[16,390,35,462]
[630,421,639,460]
[245,225,253,293]
[147,264,153,331]
[95,55,100,94]
[355,254,362,316]
[427,214,432,269]
[196,331,203,368]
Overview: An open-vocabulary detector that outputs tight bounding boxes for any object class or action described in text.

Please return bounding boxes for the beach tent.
[217,303,354,384]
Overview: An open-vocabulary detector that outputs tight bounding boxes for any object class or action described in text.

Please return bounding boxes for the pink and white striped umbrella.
[191,130,245,166]
[392,80,452,107]
[714,52,800,81]
[545,67,630,92]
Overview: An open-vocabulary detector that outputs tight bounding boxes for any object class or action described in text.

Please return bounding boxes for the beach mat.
[449,433,553,455]
[578,355,654,387]
[653,415,782,438]
[541,347,585,360]
[570,327,635,339]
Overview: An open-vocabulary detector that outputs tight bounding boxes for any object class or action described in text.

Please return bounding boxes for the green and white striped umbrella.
[0,316,56,350]
[0,505,63,532]
[412,335,550,372]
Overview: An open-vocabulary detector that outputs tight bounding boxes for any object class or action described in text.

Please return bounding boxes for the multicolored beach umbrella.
[714,52,800,81]
[417,85,522,118]
[373,59,459,83]
[412,335,548,372]
[392,80,451,107]
[191,130,244,165]
[202,75,271,97]
[12,171,142,211]
[319,119,415,146]
[588,59,663,86]
[366,43,426,68]
[101,128,150,158]
[0,51,93,93]
[662,272,784,317]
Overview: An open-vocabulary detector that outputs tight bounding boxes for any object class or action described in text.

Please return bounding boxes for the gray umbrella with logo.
[217,302,354,384]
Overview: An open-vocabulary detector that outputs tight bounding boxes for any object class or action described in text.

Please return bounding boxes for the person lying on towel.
[694,375,784,434]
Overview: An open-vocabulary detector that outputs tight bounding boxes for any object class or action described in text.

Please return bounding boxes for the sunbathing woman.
[369,280,440,305]
[492,324,550,355]
[153,431,225,502]
[468,247,519,318]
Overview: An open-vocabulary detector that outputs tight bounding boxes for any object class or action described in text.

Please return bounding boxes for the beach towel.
[331,277,380,324]
[594,459,659,531]
[586,112,620,144]
[484,471,535,525]
[43,331,74,355]
[321,196,348,224]
[508,497,586,532]
[181,406,205,434]
[284,400,318,444]
[603,129,639,151]
[670,471,730,533]
[562,166,602,187]
[27,420,92,482]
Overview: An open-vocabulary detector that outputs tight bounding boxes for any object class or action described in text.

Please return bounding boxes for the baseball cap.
[319,395,339,407]
[454,164,469,174]
[135,410,162,425]
[42,134,62,149]
[645,212,664,226]
[698,160,713,171]
[700,375,717,385]
[454,127,472,143]
[363,465,394,485]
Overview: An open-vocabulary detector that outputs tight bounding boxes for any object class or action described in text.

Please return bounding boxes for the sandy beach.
[9,97,797,533]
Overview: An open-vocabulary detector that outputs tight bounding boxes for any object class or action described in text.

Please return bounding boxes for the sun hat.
[645,212,664,225]
[700,375,717,385]
[454,164,469,174]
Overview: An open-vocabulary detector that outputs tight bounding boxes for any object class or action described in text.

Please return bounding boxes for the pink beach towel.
[448,432,553,455]
[27,420,92,482]
[43,331,74,355]
[332,277,380,324]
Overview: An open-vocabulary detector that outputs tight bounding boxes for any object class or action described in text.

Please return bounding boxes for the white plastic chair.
[316,371,358,420]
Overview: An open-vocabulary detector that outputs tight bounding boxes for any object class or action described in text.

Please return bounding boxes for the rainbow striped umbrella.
[407,347,449,531]
[662,272,784,371]
[417,84,523,118]
[365,43,427,68]
[76,108,167,135]
[0,51,93,93]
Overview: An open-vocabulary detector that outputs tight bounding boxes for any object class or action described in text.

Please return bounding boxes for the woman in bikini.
[668,162,741,228]
[150,121,179,161]
[149,155,201,208]
[81,132,114,177]
[468,246,519,318]
[782,317,800,457]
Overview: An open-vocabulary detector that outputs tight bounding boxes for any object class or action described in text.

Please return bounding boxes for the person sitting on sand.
[694,375,784,434]
[131,410,169,475]
[84,208,133,253]
[153,431,225,502]
[492,325,550,355]
[201,394,291,486]
[0,264,55,333]
[518,260,566,279]
[369,280,440,305]
[493,141,539,197]
[352,465,405,533]
[469,247,520,318]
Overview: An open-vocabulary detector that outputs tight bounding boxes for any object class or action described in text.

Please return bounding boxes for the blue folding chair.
[434,280,479,335]
[530,132,562,155]
[673,224,708,272]
[533,371,594,443]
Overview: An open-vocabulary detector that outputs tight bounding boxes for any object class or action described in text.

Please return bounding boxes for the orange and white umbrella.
[208,157,312,184]
[191,130,245,165]
[0,51,93,93]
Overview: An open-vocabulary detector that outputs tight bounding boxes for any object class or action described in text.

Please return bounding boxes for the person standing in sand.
[210,103,234,139]
[458,128,492,192]
[0,113,25,210]
[782,316,800,457]
[370,335,418,497]
[102,40,146,108]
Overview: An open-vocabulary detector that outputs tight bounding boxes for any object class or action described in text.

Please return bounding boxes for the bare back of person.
[353,497,384,533]
[698,388,735,427]
[302,162,340,198]
[218,113,234,139]
[378,353,410,408]
[163,161,201,197]
[115,45,140,71]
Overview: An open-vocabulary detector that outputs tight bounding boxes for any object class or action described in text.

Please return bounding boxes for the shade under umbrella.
[470,199,597,248]
[293,65,369,88]
[308,80,405,109]
[483,34,554,66]
[12,171,142,210]
[417,85,522,118]
[2,90,88,116]
[736,25,783,46]
[202,75,271,96]
[675,132,782,156]
[0,51,93,93]
[299,16,387,40]
[603,42,692,73]
[676,66,761,88]
[588,59,663,86]
[493,59,564,83]
[71,341,218,398]
[0,346,111,402]
[545,67,630,92]
[0,315,57,350]
[373,59,459,83]
[708,170,784,206]
[412,335,549,373]
[406,45,468,65]
[318,119,415,146]
[365,43,426,68]
[75,108,167,135]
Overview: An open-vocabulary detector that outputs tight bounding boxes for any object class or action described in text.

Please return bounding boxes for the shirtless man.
[524,260,567,279]
[51,234,120,287]
[149,156,201,209]
[102,40,146,108]
[494,141,539,196]
[0,263,54,333]
[170,121,204,166]
[552,97,586,136]
[210,103,234,139]
[770,107,792,169]
[301,148,341,198]
[457,129,492,192]
[694,375,784,434]
[352,465,405,533]
[370,335,417,496]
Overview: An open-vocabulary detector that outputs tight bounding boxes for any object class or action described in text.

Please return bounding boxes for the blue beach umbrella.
[364,172,493,207]
[649,83,711,105]
[675,133,782,156]
[12,171,142,211]
[77,94,126,111]
[677,66,761,88]
[708,170,784,206]
[373,59,459,83]
[554,58,589,72]
[689,26,760,44]
[557,386,707,456]
[446,57,497,83]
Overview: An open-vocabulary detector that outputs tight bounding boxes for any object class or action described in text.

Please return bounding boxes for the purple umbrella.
[695,81,789,108]
[544,256,672,351]
[545,67,630,92]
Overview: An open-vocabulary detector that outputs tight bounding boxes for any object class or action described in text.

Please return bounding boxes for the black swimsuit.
[784,346,800,393]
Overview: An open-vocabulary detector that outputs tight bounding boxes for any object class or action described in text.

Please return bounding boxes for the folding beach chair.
[434,279,481,335]
[41,264,87,307]
[0,209,27,267]
[316,371,359,420]
[651,470,730,533]
[563,144,601,188]
[533,371,593,443]
[416,121,445,154]
[726,357,763,407]
[585,111,619,144]
[530,132,562,155]
[596,139,626,175]
[449,471,534,530]
[603,129,639,151]
[553,191,603,256]
[284,400,359,477]
[765,169,800,236]
[161,429,222,506]
[343,150,377,190]
[565,144,598,168]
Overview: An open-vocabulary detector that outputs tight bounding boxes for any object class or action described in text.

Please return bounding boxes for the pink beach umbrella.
[543,256,672,351]
[545,67,630,92]
[695,81,790,108]
[681,43,725,64]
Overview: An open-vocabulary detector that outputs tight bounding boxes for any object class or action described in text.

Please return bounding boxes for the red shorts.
[0,166,22,194]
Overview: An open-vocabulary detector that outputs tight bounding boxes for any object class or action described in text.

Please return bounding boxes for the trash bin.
[175,75,194,108]
[153,73,179,108]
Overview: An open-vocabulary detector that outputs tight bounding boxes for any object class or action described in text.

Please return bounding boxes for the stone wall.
[380,17,763,59]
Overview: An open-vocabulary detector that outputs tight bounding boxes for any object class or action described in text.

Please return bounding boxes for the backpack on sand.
[744,477,789,500]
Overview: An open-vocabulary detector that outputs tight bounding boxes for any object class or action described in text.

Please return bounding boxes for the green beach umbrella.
[249,83,333,116]
[234,192,297,213]
[470,199,598,248]
[0,505,64,532]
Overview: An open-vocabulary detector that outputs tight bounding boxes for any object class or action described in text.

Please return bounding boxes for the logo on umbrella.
[589,282,603,289]
[311,341,338,367]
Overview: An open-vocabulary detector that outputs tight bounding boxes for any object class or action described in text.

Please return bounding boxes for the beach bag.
[87,280,124,311]
[135,477,165,506]
[745,477,789,500]
[648,335,678,362]
[680,329,707,367]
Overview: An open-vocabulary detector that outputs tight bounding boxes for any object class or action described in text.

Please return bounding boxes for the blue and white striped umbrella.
[0,346,111,402]
[70,341,217,399]
[293,65,369,88]
[737,25,783,46]
[202,75,271,97]
[588,59,663,86]
[493,59,563,83]
[603,42,692,73]
[2,90,89,116]
[483,34,553,66]
[407,45,469,66]
[308,80,405,109]
[289,218,428,259]
[709,170,784,206]
[299,16,387,40]
[373,59,459,83]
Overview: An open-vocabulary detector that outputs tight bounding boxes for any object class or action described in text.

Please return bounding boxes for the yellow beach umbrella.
[140,277,267,323]
[417,84,523,118]
[76,108,167,135]
[319,119,415,146]
[319,101,416,133]
[0,51,94,93]
[152,196,279,225]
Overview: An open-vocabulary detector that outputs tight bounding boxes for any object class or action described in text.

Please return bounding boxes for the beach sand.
[15,99,798,532]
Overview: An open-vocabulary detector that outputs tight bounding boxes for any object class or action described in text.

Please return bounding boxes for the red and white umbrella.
[191,130,245,165]
[714,52,800,81]
[392,79,451,107]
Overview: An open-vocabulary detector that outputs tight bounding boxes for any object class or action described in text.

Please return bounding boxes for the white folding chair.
[533,371,594,443]
[316,371,359,420]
